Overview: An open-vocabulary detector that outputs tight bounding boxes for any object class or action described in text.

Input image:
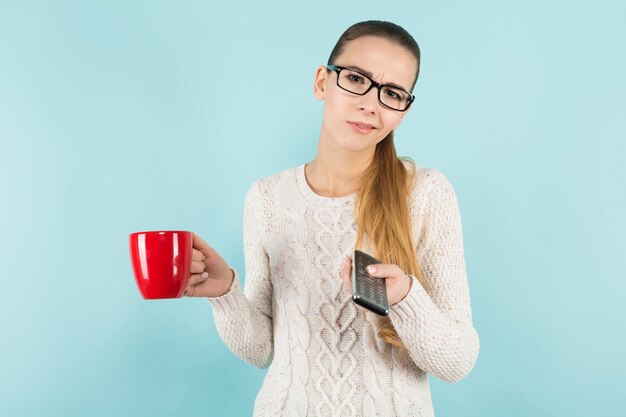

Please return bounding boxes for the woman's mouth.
[347,121,376,134]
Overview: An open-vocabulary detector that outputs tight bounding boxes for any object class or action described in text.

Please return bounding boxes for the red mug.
[129,230,193,299]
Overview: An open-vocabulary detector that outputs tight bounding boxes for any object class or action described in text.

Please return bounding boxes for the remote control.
[352,250,389,316]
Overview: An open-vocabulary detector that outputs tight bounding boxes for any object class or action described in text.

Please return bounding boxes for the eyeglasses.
[326,64,414,112]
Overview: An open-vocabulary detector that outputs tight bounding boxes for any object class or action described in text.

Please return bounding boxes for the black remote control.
[352,250,389,316]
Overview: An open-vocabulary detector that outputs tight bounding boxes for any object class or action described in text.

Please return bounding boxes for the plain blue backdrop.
[1,1,625,416]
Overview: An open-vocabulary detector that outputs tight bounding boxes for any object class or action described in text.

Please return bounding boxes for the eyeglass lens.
[337,68,410,111]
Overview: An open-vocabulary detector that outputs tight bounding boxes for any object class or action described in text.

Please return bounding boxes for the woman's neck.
[305,141,374,198]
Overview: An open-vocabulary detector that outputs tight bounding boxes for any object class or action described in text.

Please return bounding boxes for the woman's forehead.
[335,36,418,90]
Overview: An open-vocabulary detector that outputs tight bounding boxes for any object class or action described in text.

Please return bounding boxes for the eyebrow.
[344,65,411,92]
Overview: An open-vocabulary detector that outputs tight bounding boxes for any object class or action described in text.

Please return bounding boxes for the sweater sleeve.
[206,180,274,369]
[389,169,480,383]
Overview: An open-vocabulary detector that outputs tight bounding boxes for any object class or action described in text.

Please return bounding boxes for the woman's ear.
[313,65,329,100]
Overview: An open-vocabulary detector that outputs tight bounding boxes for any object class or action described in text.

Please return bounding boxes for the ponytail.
[354,131,426,348]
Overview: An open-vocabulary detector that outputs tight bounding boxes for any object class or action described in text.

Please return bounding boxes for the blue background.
[1,1,625,416]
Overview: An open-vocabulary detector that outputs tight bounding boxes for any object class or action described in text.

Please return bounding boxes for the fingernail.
[343,256,349,265]
[202,272,208,278]
[367,265,377,274]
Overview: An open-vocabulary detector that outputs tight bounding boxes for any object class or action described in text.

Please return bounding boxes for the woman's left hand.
[341,256,413,306]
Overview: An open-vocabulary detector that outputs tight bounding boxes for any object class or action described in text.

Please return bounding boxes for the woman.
[186,20,479,417]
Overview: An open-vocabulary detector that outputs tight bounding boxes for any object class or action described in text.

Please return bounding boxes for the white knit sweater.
[208,163,479,417]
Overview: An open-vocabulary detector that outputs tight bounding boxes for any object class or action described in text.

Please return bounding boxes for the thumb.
[193,233,229,272]
[193,233,216,258]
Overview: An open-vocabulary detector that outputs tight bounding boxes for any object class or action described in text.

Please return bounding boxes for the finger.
[183,285,194,297]
[193,233,211,256]
[191,260,207,274]
[192,248,206,262]
[193,233,220,261]
[185,284,195,297]
[342,256,352,294]
[187,272,209,288]
[365,263,404,279]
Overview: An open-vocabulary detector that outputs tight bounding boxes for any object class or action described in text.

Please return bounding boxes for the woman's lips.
[347,121,376,134]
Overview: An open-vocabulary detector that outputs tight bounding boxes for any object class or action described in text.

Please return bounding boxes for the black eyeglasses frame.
[326,64,415,112]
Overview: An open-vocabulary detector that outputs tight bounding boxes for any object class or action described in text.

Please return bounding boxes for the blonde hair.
[328,20,423,349]
[354,131,426,349]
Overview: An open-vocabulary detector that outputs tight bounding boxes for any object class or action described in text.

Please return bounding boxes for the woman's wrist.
[219,268,235,296]
[397,274,413,304]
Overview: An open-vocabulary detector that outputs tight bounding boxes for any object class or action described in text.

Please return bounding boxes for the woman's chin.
[336,135,383,153]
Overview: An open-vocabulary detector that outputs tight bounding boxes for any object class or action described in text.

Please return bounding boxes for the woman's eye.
[347,74,365,84]
[386,90,400,100]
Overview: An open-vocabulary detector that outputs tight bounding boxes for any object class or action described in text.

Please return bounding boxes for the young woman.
[186,20,479,417]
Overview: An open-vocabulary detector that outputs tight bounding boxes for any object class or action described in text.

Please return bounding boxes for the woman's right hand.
[185,233,234,298]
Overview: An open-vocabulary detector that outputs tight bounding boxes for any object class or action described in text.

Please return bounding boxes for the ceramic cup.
[129,230,193,299]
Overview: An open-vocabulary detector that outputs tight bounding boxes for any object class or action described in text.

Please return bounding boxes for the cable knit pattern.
[208,163,479,416]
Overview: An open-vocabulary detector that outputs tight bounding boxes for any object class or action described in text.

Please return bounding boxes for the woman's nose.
[356,87,379,114]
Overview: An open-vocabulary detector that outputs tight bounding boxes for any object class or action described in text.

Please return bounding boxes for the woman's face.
[314,35,419,154]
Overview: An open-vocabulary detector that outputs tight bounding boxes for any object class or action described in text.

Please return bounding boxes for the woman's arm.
[390,169,480,383]
[207,181,274,369]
